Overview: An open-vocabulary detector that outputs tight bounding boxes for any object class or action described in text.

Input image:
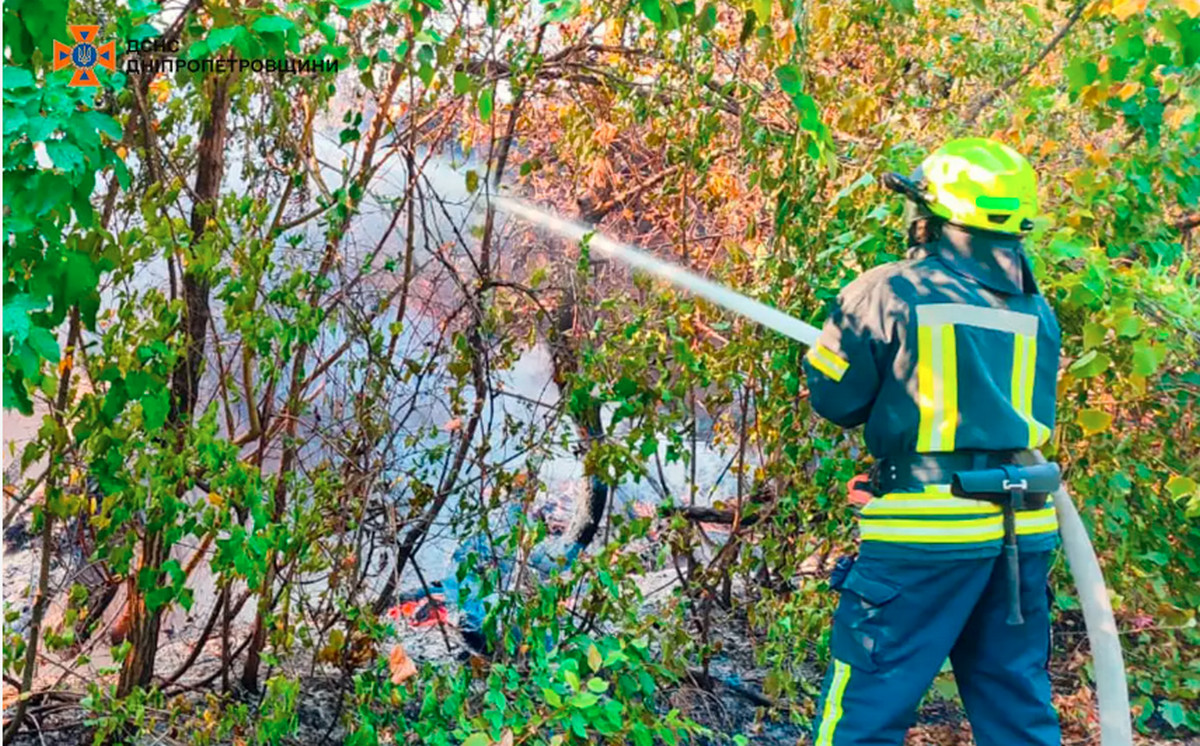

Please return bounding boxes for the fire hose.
[492,195,1133,745]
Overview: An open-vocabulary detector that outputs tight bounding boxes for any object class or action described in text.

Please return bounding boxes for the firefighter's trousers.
[811,551,1061,745]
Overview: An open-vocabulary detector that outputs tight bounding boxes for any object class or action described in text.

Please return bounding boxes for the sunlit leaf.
[1076,408,1112,435]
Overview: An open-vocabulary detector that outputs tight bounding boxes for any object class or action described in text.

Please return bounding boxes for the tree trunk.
[117,73,233,697]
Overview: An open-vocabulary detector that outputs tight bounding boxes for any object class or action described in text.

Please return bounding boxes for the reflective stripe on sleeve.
[806,343,849,382]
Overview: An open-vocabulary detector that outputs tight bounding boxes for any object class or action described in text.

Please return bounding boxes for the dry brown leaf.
[389,643,417,684]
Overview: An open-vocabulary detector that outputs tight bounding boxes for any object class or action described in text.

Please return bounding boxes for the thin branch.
[963,0,1092,124]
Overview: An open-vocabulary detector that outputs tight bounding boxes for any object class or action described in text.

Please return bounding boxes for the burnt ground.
[5,510,1196,745]
[6,608,1196,746]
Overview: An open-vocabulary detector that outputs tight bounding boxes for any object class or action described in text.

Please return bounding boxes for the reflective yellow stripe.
[917,325,936,450]
[807,344,849,382]
[941,324,958,451]
[917,303,1038,335]
[816,660,851,746]
[814,344,849,375]
[1029,341,1051,447]
[918,304,1057,453]
[860,516,1004,543]
[1011,334,1051,448]
[1016,506,1059,535]
[861,496,1001,516]
[808,353,844,381]
[865,483,999,515]
[916,322,958,452]
[1022,335,1037,447]
[862,517,1003,530]
[1012,334,1028,443]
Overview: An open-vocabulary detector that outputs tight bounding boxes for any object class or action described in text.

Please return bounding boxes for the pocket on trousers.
[830,565,901,674]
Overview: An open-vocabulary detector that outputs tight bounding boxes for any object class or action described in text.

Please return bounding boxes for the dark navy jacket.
[802,223,1062,556]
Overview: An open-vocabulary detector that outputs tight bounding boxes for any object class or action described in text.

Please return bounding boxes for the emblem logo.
[53,26,116,87]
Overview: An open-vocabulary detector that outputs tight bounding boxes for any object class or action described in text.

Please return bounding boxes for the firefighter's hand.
[847,474,873,506]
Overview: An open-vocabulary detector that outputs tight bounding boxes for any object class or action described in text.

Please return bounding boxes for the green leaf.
[186,40,209,59]
[1021,3,1042,27]
[1131,343,1158,376]
[889,0,915,13]
[775,64,802,95]
[1068,350,1110,378]
[640,0,663,26]
[465,169,479,193]
[542,687,562,707]
[1076,408,1112,436]
[1166,475,1197,500]
[461,735,490,746]
[26,328,59,363]
[586,677,608,693]
[753,0,771,22]
[163,559,186,586]
[63,251,100,308]
[77,111,123,142]
[252,15,295,34]
[145,587,174,612]
[586,644,602,671]
[1159,700,1186,729]
[1114,313,1140,338]
[478,88,493,122]
[1082,321,1106,349]
[1065,57,1099,92]
[141,386,169,431]
[418,61,435,87]
[697,2,716,33]
[569,691,599,708]
[453,71,471,95]
[206,26,245,51]
[545,0,580,23]
[3,295,49,345]
[4,68,36,89]
[45,140,85,173]
[791,91,822,133]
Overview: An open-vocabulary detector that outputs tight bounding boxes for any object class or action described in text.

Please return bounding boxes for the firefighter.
[803,138,1062,745]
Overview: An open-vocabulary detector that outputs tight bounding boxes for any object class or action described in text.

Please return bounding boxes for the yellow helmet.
[915,138,1038,234]
[884,138,1039,235]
